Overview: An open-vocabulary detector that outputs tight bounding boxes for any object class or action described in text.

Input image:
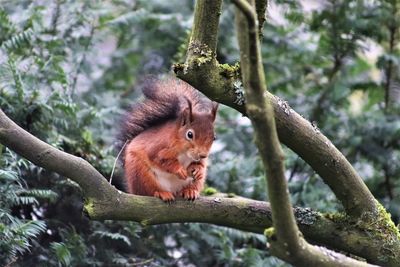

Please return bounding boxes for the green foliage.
[92,230,132,246]
[0,0,399,266]
[50,242,72,267]
[0,168,49,266]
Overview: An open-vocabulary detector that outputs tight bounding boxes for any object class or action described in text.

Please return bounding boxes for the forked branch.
[0,108,397,265]
[175,0,377,219]
[232,0,375,266]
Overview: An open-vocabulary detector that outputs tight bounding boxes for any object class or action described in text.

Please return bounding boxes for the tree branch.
[383,1,398,110]
[255,0,268,36]
[174,57,400,267]
[233,0,300,254]
[232,0,376,266]
[184,0,222,69]
[174,3,377,219]
[1,108,399,265]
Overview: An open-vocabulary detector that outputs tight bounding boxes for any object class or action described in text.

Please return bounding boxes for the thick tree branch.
[383,1,398,110]
[234,0,300,254]
[1,109,399,265]
[185,0,222,68]
[174,0,400,265]
[174,1,377,219]
[255,0,268,35]
[233,1,375,266]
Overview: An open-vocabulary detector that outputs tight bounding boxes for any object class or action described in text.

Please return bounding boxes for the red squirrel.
[118,77,218,202]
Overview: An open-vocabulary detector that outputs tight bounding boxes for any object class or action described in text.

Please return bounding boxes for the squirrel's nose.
[200,153,207,159]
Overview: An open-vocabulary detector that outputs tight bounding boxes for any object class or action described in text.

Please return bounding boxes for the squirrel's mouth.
[188,154,201,162]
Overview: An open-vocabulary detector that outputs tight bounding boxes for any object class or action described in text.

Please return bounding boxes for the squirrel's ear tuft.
[211,101,219,122]
[180,98,193,126]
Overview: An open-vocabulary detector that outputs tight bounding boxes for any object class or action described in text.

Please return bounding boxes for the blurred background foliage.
[0,0,399,266]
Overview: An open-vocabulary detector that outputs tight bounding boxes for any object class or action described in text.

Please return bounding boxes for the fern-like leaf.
[24,189,59,203]
[51,242,72,267]
[92,230,132,246]
[0,170,18,182]
[1,28,34,51]
[14,220,47,238]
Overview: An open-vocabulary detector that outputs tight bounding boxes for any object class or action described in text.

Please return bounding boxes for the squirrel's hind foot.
[180,188,199,201]
[154,191,175,203]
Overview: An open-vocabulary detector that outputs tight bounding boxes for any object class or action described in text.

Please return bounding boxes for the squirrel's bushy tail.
[117,76,211,152]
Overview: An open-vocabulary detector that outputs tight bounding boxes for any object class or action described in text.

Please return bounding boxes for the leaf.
[16,220,47,238]
[92,231,132,246]
[107,9,148,26]
[1,28,34,50]
[82,130,93,145]
[0,170,18,182]
[51,242,72,267]
[23,189,59,203]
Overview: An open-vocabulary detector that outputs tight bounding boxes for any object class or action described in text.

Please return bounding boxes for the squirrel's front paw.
[181,188,199,201]
[154,191,175,202]
[188,165,204,181]
[176,167,188,180]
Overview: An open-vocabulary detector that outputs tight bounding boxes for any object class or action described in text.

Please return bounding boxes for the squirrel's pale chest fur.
[151,153,194,193]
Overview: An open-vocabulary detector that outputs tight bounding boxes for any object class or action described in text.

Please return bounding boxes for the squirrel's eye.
[186,130,194,140]
[213,135,217,141]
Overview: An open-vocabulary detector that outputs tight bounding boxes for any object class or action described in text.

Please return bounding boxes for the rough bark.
[255,0,268,36]
[173,0,400,266]
[233,0,376,266]
[0,108,399,265]
[174,0,376,219]
[234,0,299,258]
[186,0,222,61]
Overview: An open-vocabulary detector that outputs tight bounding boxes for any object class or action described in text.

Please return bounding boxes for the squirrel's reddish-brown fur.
[118,77,218,201]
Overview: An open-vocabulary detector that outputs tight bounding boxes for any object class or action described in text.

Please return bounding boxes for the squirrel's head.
[177,99,218,162]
